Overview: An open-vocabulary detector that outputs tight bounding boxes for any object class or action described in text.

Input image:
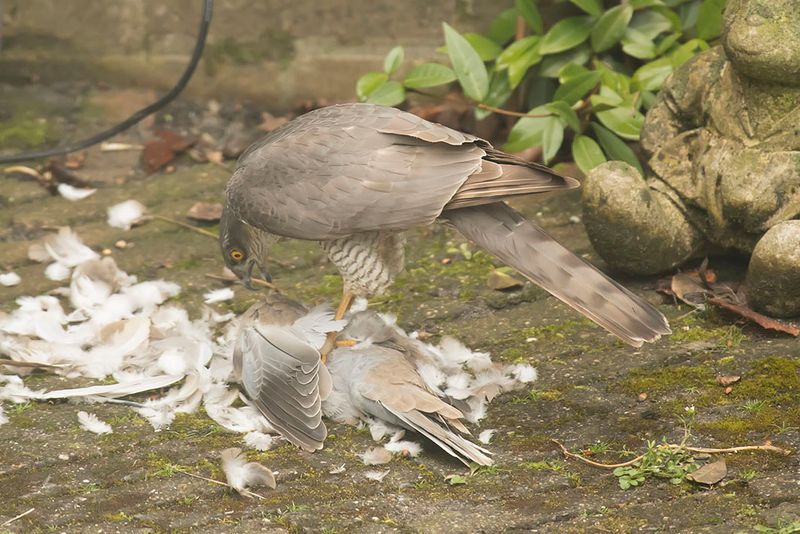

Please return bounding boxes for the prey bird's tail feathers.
[390,409,494,467]
[445,203,671,347]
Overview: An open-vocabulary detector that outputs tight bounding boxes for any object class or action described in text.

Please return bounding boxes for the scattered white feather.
[220,447,276,496]
[45,262,72,281]
[0,272,21,287]
[478,429,495,445]
[329,464,346,474]
[512,364,538,383]
[364,469,389,482]
[0,405,7,426]
[367,419,396,442]
[204,287,234,304]
[39,227,99,267]
[360,446,393,465]
[107,199,147,230]
[384,440,422,458]
[77,411,112,434]
[244,431,274,451]
[57,183,97,201]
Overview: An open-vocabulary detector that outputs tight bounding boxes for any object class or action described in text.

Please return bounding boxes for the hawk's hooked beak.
[240,259,272,290]
[241,260,256,290]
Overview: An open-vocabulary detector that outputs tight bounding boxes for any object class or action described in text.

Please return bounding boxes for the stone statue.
[581,0,800,317]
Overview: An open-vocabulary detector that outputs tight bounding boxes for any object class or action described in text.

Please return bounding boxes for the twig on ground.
[552,440,645,468]
[0,359,66,370]
[552,439,792,470]
[176,469,265,500]
[1,508,35,527]
[150,214,218,239]
[204,273,281,293]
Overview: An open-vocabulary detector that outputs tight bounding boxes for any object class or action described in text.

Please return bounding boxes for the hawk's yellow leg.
[319,290,355,363]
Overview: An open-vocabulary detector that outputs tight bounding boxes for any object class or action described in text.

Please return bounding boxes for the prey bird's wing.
[226,103,574,240]
[356,348,493,466]
[235,324,328,451]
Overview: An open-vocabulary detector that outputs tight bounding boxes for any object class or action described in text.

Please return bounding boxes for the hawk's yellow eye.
[229,249,245,262]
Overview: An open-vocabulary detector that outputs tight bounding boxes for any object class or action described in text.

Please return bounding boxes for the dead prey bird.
[220,103,671,356]
[233,294,493,465]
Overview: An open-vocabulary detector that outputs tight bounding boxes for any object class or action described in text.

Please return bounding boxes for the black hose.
[0,0,214,164]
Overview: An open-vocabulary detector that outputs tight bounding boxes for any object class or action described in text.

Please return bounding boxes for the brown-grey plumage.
[221,102,671,346]
[325,341,494,466]
[233,295,332,452]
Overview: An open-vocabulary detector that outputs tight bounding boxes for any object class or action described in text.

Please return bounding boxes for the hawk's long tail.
[445,202,671,347]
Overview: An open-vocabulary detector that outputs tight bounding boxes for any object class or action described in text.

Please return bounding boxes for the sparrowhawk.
[220,103,670,354]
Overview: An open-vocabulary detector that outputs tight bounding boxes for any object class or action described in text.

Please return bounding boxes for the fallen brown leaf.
[716,375,741,387]
[187,202,223,222]
[687,459,727,485]
[142,130,196,173]
[637,392,648,402]
[670,273,707,307]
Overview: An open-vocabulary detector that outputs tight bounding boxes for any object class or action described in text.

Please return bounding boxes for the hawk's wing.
[226,103,573,240]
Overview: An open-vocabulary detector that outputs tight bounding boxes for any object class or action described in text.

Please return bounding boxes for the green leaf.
[504,105,550,152]
[464,33,504,61]
[443,23,490,101]
[559,63,590,82]
[596,106,645,140]
[539,44,591,78]
[677,0,700,31]
[515,0,543,34]
[670,38,708,68]
[366,80,406,106]
[539,16,593,55]
[591,122,643,173]
[475,70,513,120]
[496,36,539,70]
[383,46,404,75]
[489,8,520,44]
[569,0,603,17]
[446,474,468,486]
[403,63,457,89]
[553,70,602,105]
[655,31,682,55]
[541,116,565,164]
[591,5,634,53]
[622,28,657,59]
[630,10,673,39]
[545,100,581,133]
[572,135,607,174]
[696,0,724,39]
[497,37,542,88]
[630,0,666,8]
[356,72,389,100]
[632,56,673,91]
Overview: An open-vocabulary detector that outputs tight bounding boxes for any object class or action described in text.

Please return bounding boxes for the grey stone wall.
[0,0,513,109]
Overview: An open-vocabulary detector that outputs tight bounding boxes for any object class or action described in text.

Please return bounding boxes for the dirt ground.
[1,82,799,533]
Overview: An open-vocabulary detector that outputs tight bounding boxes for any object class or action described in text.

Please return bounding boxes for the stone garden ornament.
[219,103,670,357]
[582,0,800,317]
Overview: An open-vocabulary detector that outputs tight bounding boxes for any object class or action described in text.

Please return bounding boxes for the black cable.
[0,0,214,164]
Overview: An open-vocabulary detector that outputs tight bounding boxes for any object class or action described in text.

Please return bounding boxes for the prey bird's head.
[219,207,274,290]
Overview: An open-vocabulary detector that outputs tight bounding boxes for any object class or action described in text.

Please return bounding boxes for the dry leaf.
[716,375,741,387]
[687,459,727,485]
[638,392,648,402]
[65,151,87,170]
[187,202,223,222]
[670,273,707,307]
[486,270,523,291]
